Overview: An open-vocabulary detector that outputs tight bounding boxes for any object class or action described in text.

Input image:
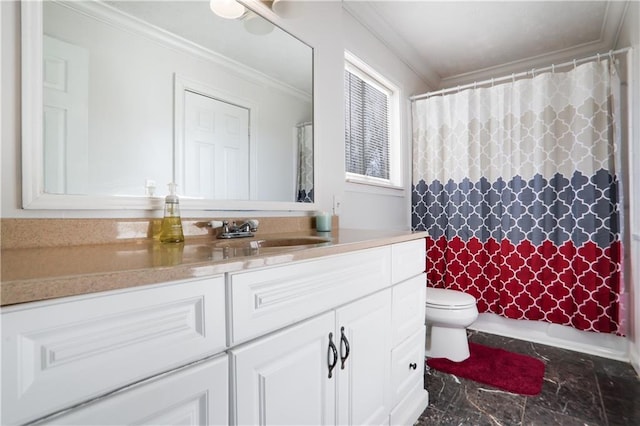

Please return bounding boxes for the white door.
[42,35,89,195]
[49,355,229,425]
[336,290,392,426]
[183,90,249,199]
[231,312,336,425]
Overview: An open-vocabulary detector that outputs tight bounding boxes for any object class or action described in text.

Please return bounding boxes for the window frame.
[344,51,402,190]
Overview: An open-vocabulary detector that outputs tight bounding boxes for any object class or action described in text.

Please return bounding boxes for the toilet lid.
[426,288,476,308]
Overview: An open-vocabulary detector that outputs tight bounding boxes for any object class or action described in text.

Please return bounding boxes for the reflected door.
[182,91,249,199]
[42,35,89,195]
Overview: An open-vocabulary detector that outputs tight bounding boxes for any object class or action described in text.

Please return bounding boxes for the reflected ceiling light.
[271,0,299,19]
[210,0,246,19]
[243,11,274,35]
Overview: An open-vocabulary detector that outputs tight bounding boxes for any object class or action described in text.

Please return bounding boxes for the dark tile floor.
[416,331,640,425]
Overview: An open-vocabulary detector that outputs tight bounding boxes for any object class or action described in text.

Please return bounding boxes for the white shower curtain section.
[296,123,313,202]
[412,59,626,334]
[414,61,621,187]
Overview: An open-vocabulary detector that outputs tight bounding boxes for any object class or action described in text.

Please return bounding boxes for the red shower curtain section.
[425,235,623,334]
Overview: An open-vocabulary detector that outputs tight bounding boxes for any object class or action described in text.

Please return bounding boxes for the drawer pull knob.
[328,332,338,378]
[409,362,417,370]
[340,326,350,369]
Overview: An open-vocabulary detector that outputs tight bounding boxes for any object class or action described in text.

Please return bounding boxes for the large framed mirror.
[22,0,314,210]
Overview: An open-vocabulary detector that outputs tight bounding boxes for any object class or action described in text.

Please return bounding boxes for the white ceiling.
[344,1,630,89]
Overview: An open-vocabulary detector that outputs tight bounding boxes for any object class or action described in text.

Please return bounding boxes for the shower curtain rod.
[410,47,631,101]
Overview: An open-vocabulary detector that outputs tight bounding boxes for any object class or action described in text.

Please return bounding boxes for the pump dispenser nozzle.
[159,182,184,243]
[167,182,178,197]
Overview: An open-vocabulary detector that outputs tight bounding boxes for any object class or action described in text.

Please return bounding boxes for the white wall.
[341,9,427,230]
[1,1,427,226]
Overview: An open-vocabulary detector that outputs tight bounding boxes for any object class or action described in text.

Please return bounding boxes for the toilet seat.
[426,288,476,310]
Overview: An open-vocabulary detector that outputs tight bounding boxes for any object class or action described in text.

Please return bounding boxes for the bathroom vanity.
[1,227,428,425]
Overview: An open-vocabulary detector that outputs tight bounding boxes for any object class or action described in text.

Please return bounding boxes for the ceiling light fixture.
[209,0,246,20]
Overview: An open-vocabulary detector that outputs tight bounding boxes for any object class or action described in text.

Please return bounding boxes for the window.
[344,52,401,189]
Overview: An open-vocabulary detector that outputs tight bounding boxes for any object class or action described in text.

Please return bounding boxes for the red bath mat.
[426,342,545,396]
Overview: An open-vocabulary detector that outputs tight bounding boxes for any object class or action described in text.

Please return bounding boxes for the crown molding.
[342,1,441,90]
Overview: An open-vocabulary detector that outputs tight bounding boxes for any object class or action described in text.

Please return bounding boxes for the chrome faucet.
[209,219,259,239]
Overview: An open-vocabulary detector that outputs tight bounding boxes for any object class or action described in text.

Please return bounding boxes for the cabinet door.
[389,327,429,426]
[336,290,392,426]
[391,326,426,406]
[47,354,228,425]
[231,312,336,425]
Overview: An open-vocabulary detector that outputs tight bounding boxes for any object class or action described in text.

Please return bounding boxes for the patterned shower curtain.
[296,123,314,202]
[412,60,624,334]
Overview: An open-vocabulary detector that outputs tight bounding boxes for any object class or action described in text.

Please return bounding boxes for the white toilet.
[425,288,479,362]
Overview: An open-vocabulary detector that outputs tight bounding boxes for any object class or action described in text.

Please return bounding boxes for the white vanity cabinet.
[228,246,393,425]
[231,289,392,425]
[1,276,227,425]
[1,237,427,426]
[228,239,428,426]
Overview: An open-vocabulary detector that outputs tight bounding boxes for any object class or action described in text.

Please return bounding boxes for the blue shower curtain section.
[414,169,619,248]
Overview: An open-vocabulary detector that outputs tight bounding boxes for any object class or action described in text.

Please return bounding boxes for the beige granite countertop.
[1,228,427,306]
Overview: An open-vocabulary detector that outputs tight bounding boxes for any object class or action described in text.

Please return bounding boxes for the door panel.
[42,35,89,195]
[336,290,392,426]
[183,91,249,199]
[231,312,335,425]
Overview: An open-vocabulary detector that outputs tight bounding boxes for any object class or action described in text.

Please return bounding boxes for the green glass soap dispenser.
[159,183,184,243]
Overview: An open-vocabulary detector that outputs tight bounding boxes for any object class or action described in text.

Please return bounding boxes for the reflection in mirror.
[26,0,314,209]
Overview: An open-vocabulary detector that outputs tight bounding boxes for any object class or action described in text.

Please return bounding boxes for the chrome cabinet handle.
[327,332,338,378]
[340,326,350,369]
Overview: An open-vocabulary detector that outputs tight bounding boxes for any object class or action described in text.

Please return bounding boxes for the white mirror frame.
[21,0,316,211]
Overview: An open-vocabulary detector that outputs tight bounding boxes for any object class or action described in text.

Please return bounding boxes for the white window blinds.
[344,69,390,180]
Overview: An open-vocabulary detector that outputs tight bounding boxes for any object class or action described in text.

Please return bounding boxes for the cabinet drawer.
[390,326,426,407]
[392,274,426,346]
[391,238,425,284]
[43,354,228,425]
[1,277,226,425]
[229,246,391,345]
